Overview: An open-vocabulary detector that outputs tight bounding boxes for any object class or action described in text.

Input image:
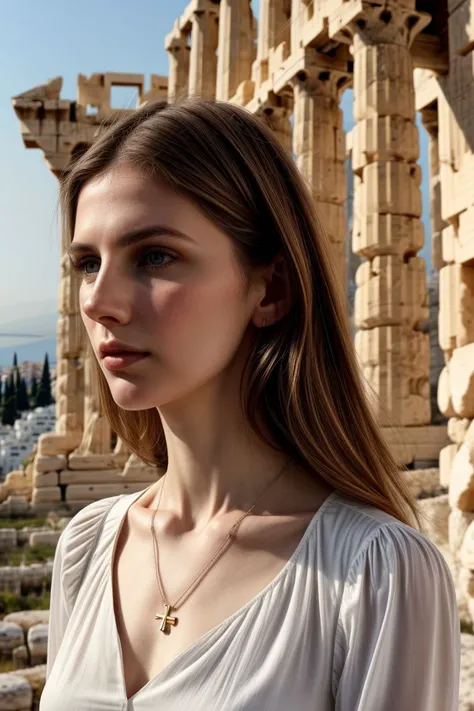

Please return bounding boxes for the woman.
[40,97,460,710]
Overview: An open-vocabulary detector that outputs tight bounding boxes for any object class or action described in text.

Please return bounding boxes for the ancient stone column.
[55,254,85,444]
[292,63,348,292]
[189,5,219,98]
[216,0,255,101]
[349,5,430,428]
[166,24,191,103]
[421,106,446,273]
[252,0,290,85]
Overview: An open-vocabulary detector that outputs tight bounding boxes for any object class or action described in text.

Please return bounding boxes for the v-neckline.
[108,485,338,704]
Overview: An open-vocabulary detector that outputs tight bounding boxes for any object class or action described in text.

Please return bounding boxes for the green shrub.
[0,587,50,617]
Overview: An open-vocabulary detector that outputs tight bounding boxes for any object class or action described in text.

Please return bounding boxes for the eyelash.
[69,248,177,278]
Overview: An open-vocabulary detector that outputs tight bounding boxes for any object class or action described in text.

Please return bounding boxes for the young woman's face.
[71,163,262,411]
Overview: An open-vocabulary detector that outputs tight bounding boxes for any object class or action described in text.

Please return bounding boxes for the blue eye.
[142,250,171,267]
[69,248,176,278]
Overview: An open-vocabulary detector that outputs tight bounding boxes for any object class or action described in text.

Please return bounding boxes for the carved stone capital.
[329,1,430,49]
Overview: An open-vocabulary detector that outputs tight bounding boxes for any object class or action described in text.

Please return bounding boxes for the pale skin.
[72,163,334,700]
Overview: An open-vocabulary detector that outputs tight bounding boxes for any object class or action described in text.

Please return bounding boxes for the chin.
[106,377,159,411]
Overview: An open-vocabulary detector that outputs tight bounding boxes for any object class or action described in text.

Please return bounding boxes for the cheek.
[153,278,249,363]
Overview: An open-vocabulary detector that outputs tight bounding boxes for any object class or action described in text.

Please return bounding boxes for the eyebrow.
[67,225,194,256]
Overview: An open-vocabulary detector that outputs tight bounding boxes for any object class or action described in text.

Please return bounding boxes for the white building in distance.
[0,405,55,477]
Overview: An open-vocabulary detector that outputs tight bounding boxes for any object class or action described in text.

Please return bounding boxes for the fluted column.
[421,107,446,273]
[216,0,255,101]
[166,26,191,103]
[55,254,85,442]
[292,65,348,291]
[350,5,430,427]
[252,0,290,85]
[189,6,219,98]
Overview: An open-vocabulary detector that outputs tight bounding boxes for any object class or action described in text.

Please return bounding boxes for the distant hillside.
[0,308,57,366]
[0,338,56,366]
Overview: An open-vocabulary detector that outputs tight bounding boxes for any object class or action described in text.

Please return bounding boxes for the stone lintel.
[411,33,449,75]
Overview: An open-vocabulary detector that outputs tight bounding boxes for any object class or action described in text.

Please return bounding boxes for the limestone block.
[56,314,84,359]
[0,568,21,595]
[56,365,83,400]
[438,365,457,418]
[60,469,122,485]
[22,562,53,588]
[33,471,58,488]
[8,497,29,517]
[461,520,474,569]
[403,468,440,497]
[358,162,422,218]
[439,264,474,351]
[35,456,66,473]
[27,624,48,659]
[296,155,346,205]
[449,439,474,511]
[418,494,449,545]
[38,432,81,457]
[352,213,424,260]
[448,417,472,445]
[16,528,49,547]
[0,531,17,553]
[65,482,146,503]
[58,272,80,315]
[28,531,60,547]
[449,344,474,418]
[354,255,428,329]
[31,487,61,505]
[2,473,30,500]
[450,508,474,556]
[0,673,32,709]
[355,325,430,427]
[11,644,28,668]
[0,622,24,653]
[440,443,460,487]
[442,224,457,265]
[353,43,416,122]
[67,453,117,470]
[352,116,418,173]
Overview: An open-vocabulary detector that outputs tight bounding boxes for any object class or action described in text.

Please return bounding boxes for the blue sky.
[0,0,431,318]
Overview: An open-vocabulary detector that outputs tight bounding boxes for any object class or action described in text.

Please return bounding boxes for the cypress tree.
[17,377,29,411]
[36,353,53,407]
[2,374,18,426]
[30,375,38,407]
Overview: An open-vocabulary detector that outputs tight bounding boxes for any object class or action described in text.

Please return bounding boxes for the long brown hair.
[60,97,423,529]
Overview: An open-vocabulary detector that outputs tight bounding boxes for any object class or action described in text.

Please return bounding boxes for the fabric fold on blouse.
[41,488,461,711]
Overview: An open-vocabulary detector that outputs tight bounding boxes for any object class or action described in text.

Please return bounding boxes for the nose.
[81,261,133,326]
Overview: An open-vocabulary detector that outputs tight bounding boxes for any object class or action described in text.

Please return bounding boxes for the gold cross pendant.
[155,604,178,633]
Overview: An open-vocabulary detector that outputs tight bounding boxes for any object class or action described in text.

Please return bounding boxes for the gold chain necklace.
[151,458,293,633]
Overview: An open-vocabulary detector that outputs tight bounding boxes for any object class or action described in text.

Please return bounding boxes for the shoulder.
[327,493,461,707]
[55,494,123,599]
[321,490,450,586]
[58,494,123,557]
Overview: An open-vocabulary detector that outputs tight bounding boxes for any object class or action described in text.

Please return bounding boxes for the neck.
[151,373,294,529]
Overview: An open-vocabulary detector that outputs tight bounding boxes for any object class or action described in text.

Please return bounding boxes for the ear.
[252,253,293,328]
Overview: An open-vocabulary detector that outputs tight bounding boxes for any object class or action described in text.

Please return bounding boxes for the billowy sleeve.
[332,522,461,710]
[45,496,120,680]
[46,526,71,680]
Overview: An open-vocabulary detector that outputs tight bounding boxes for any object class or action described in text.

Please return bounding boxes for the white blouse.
[40,486,461,711]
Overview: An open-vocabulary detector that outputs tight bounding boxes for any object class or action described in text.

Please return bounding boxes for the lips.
[99,340,148,356]
[101,351,150,372]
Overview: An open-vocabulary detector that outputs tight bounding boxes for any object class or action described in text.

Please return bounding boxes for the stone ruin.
[5,0,474,706]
